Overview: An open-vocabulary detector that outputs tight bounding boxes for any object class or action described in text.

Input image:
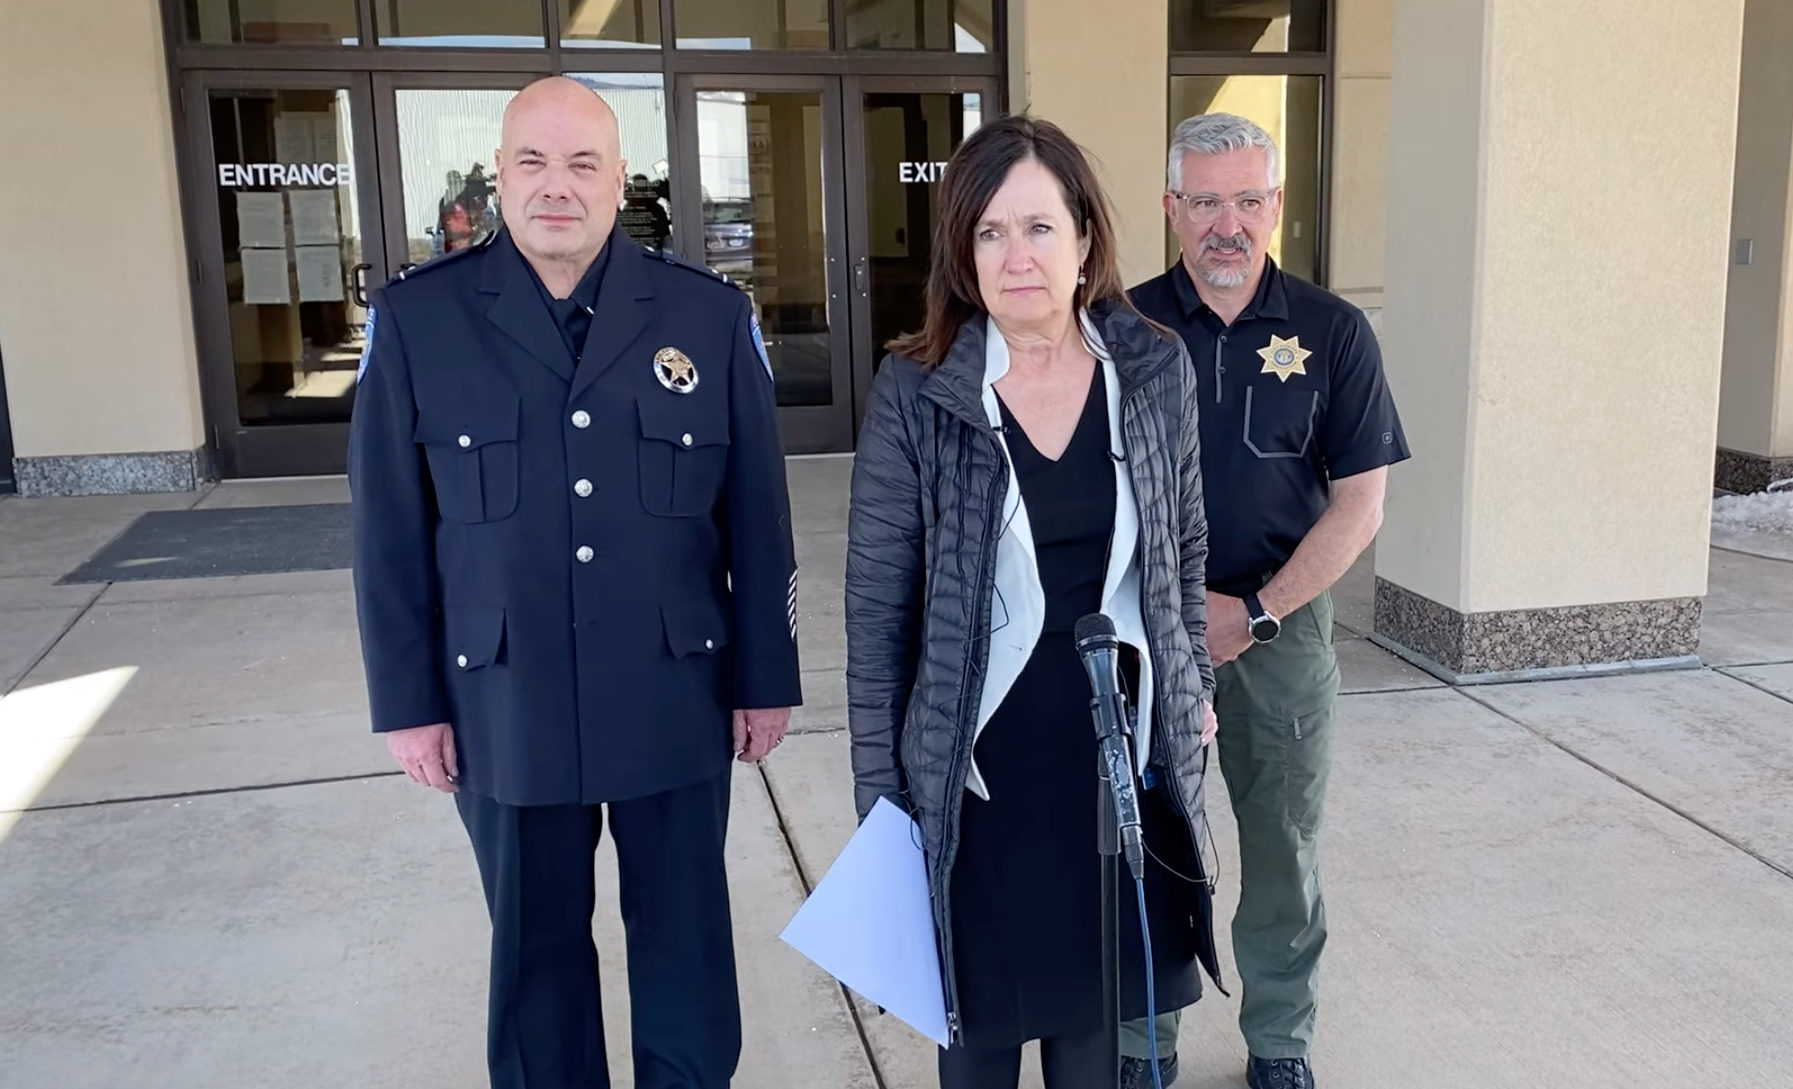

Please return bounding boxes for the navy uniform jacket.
[348,223,803,806]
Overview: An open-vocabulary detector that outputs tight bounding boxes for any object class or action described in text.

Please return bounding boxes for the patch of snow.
[1712,485,1793,534]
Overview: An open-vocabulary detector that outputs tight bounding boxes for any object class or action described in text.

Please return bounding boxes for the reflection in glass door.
[186,74,385,477]
[681,78,852,452]
[379,74,677,278]
[846,81,989,415]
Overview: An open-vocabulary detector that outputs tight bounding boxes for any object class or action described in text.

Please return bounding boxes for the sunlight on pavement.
[0,666,137,842]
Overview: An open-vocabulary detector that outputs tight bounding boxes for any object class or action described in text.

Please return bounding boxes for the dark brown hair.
[887,114,1137,368]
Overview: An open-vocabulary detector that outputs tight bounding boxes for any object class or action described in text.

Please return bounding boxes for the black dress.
[948,365,1203,1051]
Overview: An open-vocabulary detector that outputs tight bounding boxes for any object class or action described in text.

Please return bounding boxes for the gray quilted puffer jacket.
[843,299,1222,1044]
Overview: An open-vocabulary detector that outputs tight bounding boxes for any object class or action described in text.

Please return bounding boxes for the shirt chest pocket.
[415,398,521,523]
[1242,385,1321,460]
[636,397,730,518]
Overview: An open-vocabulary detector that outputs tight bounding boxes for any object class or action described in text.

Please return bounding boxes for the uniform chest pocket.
[415,399,521,523]
[637,397,730,518]
[1242,385,1321,460]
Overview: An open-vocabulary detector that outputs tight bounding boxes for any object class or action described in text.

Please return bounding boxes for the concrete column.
[0,0,207,496]
[1716,0,1793,494]
[1007,0,1169,288]
[1326,0,1394,325]
[1373,0,1745,681]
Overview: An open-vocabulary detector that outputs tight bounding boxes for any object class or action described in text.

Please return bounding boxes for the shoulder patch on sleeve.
[750,307,773,382]
[357,305,377,382]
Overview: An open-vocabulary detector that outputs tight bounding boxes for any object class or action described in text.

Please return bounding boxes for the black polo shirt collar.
[1171,254,1290,326]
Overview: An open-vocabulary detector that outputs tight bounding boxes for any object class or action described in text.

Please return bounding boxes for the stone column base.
[1372,578,1703,685]
[1715,447,1793,494]
[13,448,209,497]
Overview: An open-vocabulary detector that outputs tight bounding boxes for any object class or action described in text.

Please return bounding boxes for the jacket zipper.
[1121,377,1226,991]
[936,424,1006,1048]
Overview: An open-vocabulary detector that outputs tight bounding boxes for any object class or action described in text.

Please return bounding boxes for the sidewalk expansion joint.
[3,589,105,698]
[756,760,891,1089]
[1454,688,1793,885]
[6,770,403,814]
[1715,668,1793,709]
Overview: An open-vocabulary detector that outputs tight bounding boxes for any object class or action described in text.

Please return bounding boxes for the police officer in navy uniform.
[348,76,802,1089]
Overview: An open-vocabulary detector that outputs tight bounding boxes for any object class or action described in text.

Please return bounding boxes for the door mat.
[60,503,352,583]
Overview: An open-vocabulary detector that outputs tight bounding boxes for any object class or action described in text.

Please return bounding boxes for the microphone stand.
[1095,695,1136,1087]
[1097,740,1123,1085]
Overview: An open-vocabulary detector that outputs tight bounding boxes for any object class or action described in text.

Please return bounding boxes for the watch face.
[1251,616,1280,642]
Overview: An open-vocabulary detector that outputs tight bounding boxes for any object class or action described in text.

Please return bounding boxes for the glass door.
[842,77,993,425]
[183,71,387,479]
[372,73,536,275]
[674,75,854,454]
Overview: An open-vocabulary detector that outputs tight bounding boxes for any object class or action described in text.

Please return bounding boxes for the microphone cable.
[1135,872,1166,1089]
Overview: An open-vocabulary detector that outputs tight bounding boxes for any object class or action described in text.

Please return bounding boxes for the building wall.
[1463,0,1741,608]
[1718,0,1793,467]
[0,0,206,489]
[1380,0,1743,620]
[1007,0,1170,290]
[1328,0,1394,321]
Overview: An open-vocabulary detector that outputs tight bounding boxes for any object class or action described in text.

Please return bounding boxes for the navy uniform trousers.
[456,771,738,1089]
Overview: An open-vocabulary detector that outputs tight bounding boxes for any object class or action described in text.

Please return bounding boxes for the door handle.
[853,256,868,299]
[351,263,371,307]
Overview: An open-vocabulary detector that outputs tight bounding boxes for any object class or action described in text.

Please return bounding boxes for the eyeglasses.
[1167,189,1278,222]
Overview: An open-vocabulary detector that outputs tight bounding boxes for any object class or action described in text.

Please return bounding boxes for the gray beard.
[1197,262,1250,289]
[1196,233,1253,288]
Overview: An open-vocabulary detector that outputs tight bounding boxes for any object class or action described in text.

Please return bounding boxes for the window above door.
[179,0,1001,55]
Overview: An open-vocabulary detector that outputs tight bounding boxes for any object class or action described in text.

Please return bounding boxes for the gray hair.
[1166,112,1281,192]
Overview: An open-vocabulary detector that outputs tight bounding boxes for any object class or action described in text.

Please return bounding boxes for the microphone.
[1074,612,1145,881]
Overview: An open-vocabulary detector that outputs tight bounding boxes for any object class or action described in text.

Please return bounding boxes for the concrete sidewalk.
[2,458,1791,1088]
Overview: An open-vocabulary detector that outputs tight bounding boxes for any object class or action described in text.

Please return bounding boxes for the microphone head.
[1074,612,1119,652]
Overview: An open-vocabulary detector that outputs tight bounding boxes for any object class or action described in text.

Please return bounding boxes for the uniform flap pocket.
[661,598,733,658]
[414,397,520,450]
[637,397,730,450]
[446,606,507,670]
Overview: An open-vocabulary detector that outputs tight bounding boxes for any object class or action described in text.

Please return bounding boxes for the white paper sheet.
[241,248,291,305]
[313,115,341,162]
[289,190,340,245]
[295,245,344,303]
[235,192,286,249]
[274,115,311,163]
[779,797,949,1047]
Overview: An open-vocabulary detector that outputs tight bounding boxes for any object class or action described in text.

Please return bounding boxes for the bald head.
[502,76,620,160]
[495,76,627,281]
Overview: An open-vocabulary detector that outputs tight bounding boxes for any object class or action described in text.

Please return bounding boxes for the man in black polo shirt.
[1119,113,1410,1089]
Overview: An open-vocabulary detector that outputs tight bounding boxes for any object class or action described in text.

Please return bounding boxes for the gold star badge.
[1257,334,1312,383]
[653,346,699,394]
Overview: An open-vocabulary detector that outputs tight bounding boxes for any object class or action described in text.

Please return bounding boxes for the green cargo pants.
[1121,592,1340,1062]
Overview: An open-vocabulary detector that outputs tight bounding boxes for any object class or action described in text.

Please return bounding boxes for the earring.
[1077,269,1087,285]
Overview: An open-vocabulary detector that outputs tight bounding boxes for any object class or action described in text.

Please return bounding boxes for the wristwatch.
[1244,592,1282,644]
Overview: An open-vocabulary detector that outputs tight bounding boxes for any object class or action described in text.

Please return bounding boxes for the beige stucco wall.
[1719,0,1793,461]
[1328,0,1393,318]
[1782,191,1793,455]
[1379,0,1744,613]
[1007,0,1169,289]
[0,0,204,460]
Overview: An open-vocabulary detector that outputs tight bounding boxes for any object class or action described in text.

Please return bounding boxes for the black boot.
[1119,1053,1178,1088]
[1247,1056,1315,1089]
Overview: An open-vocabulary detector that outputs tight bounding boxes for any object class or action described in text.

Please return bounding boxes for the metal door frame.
[840,73,999,431]
[178,69,389,479]
[674,73,855,454]
[371,71,545,275]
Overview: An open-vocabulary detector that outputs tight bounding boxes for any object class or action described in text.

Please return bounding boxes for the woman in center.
[845,114,1225,1086]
